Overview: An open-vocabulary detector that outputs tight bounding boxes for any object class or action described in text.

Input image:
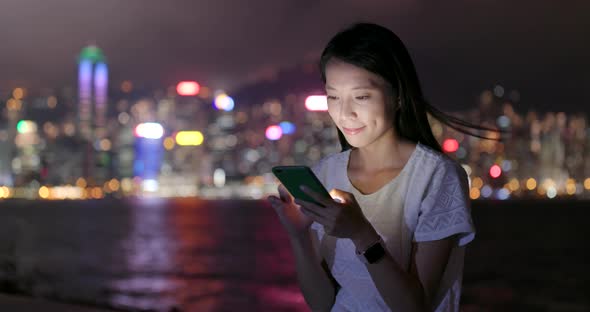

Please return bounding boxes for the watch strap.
[356,237,386,264]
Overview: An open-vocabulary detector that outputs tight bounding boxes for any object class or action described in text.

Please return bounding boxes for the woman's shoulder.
[412,143,467,181]
[311,149,350,173]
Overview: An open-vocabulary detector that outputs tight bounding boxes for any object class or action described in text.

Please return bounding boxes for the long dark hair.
[320,23,498,152]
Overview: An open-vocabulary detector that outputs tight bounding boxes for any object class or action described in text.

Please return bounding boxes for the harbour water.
[1,198,588,311]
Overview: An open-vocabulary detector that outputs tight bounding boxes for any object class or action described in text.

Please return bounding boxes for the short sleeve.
[414,161,475,246]
[310,160,322,177]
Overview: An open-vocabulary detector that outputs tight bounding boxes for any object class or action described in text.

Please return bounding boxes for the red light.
[442,139,459,153]
[176,81,200,96]
[490,165,502,178]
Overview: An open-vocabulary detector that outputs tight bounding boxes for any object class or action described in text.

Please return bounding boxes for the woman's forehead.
[325,78,381,90]
[326,70,385,88]
[325,60,388,87]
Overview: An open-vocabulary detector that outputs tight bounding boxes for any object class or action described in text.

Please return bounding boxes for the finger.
[299,204,330,224]
[299,186,333,207]
[269,195,290,211]
[268,195,284,204]
[294,198,332,218]
[329,188,353,203]
[277,184,293,203]
[267,196,283,211]
[268,197,294,225]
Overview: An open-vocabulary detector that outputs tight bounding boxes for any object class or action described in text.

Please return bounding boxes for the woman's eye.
[355,95,370,100]
[327,95,338,100]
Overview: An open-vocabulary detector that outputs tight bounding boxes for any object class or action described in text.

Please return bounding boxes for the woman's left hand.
[295,186,373,240]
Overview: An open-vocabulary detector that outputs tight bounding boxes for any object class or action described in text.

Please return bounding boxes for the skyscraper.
[78,45,108,138]
[77,45,109,182]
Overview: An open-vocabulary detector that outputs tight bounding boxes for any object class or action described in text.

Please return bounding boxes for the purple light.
[78,60,92,123]
[265,125,283,141]
[94,62,108,127]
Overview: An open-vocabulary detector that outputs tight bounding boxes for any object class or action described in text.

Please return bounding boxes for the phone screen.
[272,165,331,206]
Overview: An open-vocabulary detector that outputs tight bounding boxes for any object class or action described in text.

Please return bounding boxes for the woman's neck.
[350,129,414,171]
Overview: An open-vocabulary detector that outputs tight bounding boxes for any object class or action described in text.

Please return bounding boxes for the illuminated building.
[78,45,108,138]
[134,123,165,192]
[77,45,109,182]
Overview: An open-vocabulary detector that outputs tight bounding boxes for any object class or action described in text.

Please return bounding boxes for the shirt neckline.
[344,142,422,197]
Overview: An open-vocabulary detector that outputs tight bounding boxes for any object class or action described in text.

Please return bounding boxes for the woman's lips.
[342,126,365,135]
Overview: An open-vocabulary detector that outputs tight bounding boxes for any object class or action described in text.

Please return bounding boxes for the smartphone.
[272,165,331,206]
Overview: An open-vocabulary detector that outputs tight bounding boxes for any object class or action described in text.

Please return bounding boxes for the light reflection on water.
[0,198,309,311]
[4,199,588,311]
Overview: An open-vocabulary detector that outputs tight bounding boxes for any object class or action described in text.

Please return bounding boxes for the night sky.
[0,0,588,113]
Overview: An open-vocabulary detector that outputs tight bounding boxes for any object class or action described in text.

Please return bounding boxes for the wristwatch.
[356,237,386,264]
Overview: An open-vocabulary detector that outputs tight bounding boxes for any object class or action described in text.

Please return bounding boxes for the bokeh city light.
[305,95,328,111]
[490,165,502,179]
[175,131,204,146]
[176,81,201,96]
[443,139,459,153]
[135,122,164,139]
[214,93,235,111]
[265,125,283,140]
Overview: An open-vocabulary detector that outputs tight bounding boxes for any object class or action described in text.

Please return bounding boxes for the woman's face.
[325,59,396,148]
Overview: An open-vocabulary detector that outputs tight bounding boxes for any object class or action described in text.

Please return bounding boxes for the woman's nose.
[340,99,357,120]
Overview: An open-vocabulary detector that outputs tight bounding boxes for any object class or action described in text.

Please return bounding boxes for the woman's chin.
[344,137,368,148]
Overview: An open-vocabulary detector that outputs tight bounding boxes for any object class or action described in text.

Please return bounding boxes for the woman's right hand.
[267,184,313,238]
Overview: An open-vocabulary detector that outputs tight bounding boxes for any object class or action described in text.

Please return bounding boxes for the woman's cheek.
[328,106,339,121]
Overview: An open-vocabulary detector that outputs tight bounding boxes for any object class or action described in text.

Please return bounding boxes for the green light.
[99,153,110,166]
[79,45,106,63]
[16,120,36,134]
[16,120,26,133]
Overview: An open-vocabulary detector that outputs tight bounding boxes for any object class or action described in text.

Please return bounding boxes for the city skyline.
[1,66,589,201]
[0,0,589,113]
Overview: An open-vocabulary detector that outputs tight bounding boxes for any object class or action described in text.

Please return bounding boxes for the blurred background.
[0,0,588,311]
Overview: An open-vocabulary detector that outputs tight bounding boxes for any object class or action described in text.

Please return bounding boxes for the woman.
[268,23,489,311]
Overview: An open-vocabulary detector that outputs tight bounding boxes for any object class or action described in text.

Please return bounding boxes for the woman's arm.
[289,229,337,312]
[268,185,337,311]
[295,187,454,310]
[353,227,455,311]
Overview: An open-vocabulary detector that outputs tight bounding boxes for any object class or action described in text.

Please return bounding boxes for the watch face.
[364,241,386,264]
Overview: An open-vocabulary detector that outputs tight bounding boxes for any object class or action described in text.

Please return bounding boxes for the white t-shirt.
[310,142,475,312]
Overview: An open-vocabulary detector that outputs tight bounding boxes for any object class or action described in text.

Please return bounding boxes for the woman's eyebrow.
[325,84,377,90]
[351,86,375,90]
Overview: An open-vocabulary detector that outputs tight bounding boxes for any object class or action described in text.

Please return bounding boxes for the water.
[1,198,589,311]
[0,198,306,311]
[462,200,590,312]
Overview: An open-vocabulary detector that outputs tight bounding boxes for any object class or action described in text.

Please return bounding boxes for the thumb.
[268,195,286,215]
[278,184,294,203]
[329,188,353,203]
